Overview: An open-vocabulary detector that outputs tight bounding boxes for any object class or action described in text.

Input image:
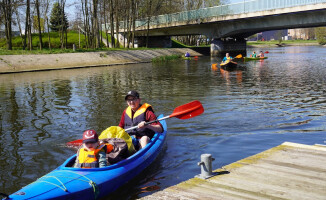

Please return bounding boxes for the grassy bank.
[1,31,320,56]
[152,55,181,62]
[0,32,188,55]
[0,31,152,55]
[247,40,318,46]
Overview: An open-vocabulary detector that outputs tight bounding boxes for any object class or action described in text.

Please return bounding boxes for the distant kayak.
[182,56,191,60]
[243,57,268,62]
[220,60,238,70]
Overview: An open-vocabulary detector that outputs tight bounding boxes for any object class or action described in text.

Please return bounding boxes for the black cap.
[125,90,140,100]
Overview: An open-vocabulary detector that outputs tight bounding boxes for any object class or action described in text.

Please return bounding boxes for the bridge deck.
[141,142,326,200]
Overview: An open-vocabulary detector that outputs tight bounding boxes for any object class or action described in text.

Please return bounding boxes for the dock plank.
[141,142,326,200]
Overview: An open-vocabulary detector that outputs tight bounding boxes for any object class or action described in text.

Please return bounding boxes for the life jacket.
[76,144,113,168]
[124,103,155,138]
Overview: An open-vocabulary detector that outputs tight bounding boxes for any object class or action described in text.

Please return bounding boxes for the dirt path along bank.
[0,48,204,74]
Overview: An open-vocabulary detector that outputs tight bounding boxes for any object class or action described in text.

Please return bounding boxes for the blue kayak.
[6,114,167,200]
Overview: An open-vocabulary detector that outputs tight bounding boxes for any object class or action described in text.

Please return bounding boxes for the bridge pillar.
[210,38,246,56]
[135,36,172,48]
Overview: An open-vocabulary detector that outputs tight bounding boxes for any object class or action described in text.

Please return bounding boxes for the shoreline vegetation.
[0,36,323,74]
[0,31,321,55]
[247,40,320,47]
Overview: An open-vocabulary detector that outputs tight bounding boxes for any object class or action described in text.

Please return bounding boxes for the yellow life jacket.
[76,144,113,168]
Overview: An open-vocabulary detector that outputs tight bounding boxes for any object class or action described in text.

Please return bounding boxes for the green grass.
[0,31,86,49]
[172,39,191,48]
[247,40,318,45]
[2,31,319,56]
[152,54,181,62]
[0,31,158,55]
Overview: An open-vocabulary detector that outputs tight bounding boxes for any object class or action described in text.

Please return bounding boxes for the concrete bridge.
[105,0,326,55]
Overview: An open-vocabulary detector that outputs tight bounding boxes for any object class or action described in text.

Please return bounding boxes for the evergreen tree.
[50,2,69,32]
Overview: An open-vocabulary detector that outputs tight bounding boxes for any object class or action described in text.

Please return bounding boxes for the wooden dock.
[141,142,326,200]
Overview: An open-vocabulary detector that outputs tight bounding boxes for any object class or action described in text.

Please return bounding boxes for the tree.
[50,2,68,32]
[45,0,51,49]
[24,0,32,50]
[35,0,43,49]
[92,0,100,48]
[1,0,13,50]
[276,30,283,44]
[109,0,115,47]
[315,27,326,45]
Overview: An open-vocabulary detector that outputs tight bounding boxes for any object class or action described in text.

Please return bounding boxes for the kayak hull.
[7,115,167,200]
[220,61,238,70]
[243,57,268,61]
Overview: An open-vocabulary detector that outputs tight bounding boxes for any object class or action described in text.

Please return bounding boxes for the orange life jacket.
[76,144,113,168]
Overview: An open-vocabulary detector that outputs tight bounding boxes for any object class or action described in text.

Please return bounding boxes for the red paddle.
[66,100,204,146]
[265,51,269,53]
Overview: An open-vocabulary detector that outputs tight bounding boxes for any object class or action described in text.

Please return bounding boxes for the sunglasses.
[126,98,138,103]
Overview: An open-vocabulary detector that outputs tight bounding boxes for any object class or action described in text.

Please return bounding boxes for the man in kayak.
[222,53,233,62]
[74,130,113,168]
[258,51,265,58]
[119,90,163,150]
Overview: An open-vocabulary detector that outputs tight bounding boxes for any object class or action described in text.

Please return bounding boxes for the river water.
[0,46,326,199]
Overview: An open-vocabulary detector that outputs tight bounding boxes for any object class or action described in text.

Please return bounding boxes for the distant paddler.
[222,53,233,63]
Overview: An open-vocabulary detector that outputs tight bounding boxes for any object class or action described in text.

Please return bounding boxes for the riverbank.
[247,41,320,47]
[0,48,204,74]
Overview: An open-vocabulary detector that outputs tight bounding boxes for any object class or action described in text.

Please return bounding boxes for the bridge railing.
[106,0,326,30]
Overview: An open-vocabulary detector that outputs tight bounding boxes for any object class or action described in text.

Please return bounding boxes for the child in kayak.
[74,130,113,168]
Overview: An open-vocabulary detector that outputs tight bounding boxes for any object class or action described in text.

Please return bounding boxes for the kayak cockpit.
[61,125,164,171]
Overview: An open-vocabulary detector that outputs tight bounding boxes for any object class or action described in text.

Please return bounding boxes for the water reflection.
[1,46,326,198]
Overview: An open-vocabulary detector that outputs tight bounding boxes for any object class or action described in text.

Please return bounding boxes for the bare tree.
[81,0,90,48]
[114,0,120,47]
[1,0,13,50]
[109,0,115,47]
[13,3,24,46]
[44,0,51,49]
[35,0,43,49]
[102,0,109,47]
[58,0,67,49]
[23,0,33,50]
[92,0,100,48]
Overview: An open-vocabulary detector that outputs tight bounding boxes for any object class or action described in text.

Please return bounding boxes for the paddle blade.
[66,139,83,147]
[235,54,242,58]
[169,100,204,120]
[265,51,269,53]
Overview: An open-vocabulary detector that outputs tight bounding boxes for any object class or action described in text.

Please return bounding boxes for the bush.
[315,27,326,45]
[152,55,181,62]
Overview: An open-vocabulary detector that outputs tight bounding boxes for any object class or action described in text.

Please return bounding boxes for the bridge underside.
[133,7,326,39]
[130,6,326,55]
